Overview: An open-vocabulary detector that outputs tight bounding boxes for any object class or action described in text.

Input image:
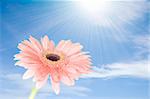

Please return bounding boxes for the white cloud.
[133,35,150,47]
[82,59,149,79]
[0,72,91,99]
[131,34,150,60]
[80,35,148,79]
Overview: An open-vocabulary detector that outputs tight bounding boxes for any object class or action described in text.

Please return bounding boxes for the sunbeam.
[75,0,147,27]
[1,0,148,65]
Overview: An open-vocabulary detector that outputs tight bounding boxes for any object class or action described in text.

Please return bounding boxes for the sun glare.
[76,0,113,26]
[78,0,111,14]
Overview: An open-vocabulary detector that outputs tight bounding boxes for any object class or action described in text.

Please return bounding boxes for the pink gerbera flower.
[14,35,92,94]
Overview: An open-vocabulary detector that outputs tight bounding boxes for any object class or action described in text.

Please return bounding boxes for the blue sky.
[0,0,149,99]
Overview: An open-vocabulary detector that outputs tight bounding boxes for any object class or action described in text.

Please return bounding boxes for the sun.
[76,0,113,26]
[78,0,111,14]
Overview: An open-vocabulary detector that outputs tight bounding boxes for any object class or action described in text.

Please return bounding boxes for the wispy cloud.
[133,35,150,48]
[82,35,150,79]
[131,34,150,59]
[0,72,91,99]
[82,59,149,79]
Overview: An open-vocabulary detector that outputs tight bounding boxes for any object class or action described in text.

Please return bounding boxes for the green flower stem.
[29,88,39,99]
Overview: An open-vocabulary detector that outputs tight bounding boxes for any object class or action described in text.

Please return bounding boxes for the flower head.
[14,35,92,94]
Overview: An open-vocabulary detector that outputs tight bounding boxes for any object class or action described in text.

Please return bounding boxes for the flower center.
[46,54,60,61]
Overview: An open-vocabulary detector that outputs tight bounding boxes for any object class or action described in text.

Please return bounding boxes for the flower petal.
[15,61,41,69]
[66,67,77,74]
[35,75,48,89]
[29,36,42,53]
[41,35,54,51]
[51,79,60,95]
[66,43,83,56]
[23,70,35,79]
[51,72,60,82]
[49,40,55,51]
[57,40,72,52]
[61,73,75,86]
[18,43,37,55]
[56,40,65,50]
